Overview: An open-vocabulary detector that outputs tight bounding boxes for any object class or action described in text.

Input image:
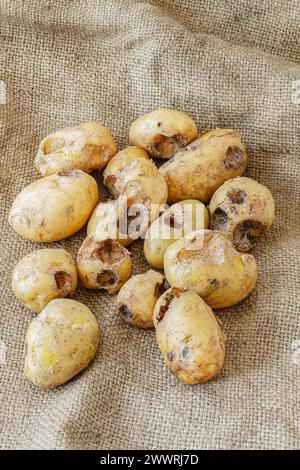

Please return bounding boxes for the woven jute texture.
[0,0,300,450]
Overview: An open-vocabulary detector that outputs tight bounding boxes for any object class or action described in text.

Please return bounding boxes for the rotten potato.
[164,230,258,308]
[76,236,132,294]
[12,249,77,313]
[159,128,248,203]
[209,176,275,252]
[117,270,166,328]
[24,299,100,388]
[35,122,117,176]
[153,288,225,384]
[129,109,197,159]
[144,199,209,269]
[9,170,99,242]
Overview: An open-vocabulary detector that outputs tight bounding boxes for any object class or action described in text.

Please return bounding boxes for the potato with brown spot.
[117,270,166,328]
[76,236,132,293]
[35,122,117,176]
[209,177,275,252]
[153,288,225,384]
[24,299,100,388]
[12,249,78,313]
[9,170,99,242]
[159,129,248,203]
[129,109,197,159]
[164,230,258,308]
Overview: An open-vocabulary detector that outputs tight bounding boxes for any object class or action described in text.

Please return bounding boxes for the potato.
[209,177,275,252]
[9,170,99,242]
[35,122,117,176]
[76,236,132,293]
[24,299,100,388]
[117,270,166,328]
[129,109,197,159]
[12,249,77,313]
[144,199,209,269]
[159,129,248,203]
[153,288,225,384]
[164,230,258,308]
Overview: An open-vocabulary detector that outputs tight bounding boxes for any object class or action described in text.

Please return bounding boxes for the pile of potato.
[9,109,275,388]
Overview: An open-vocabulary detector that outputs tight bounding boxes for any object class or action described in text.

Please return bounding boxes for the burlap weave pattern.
[0,0,299,449]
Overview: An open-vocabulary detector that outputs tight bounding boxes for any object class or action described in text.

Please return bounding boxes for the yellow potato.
[153,288,225,384]
[24,299,100,388]
[12,249,77,313]
[9,170,99,242]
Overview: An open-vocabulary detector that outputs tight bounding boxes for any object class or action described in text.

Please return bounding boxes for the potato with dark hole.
[164,230,258,308]
[76,236,131,293]
[9,170,99,242]
[144,199,209,269]
[209,177,275,252]
[12,249,77,313]
[129,109,197,159]
[35,122,117,176]
[117,270,166,328]
[153,288,225,384]
[159,129,248,203]
[24,299,100,388]
[87,196,150,247]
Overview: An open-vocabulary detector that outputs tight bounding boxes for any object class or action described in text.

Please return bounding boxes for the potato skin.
[153,288,225,384]
[164,230,258,308]
[144,199,209,269]
[117,270,165,328]
[12,249,78,313]
[35,122,117,176]
[129,109,197,159]
[24,299,100,388]
[9,170,99,242]
[159,129,248,203]
[209,177,275,252]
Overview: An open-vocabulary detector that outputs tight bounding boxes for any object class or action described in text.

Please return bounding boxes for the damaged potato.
[35,122,117,176]
[9,170,99,242]
[12,249,77,313]
[117,270,166,328]
[209,176,275,252]
[129,109,197,159]
[76,236,132,293]
[164,230,258,308]
[24,299,100,388]
[159,128,248,203]
[153,288,225,384]
[144,199,209,269]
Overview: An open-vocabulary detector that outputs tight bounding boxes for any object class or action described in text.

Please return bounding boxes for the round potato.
[144,199,209,269]
[209,177,275,252]
[12,249,78,313]
[35,122,117,176]
[117,270,166,328]
[153,288,225,384]
[24,299,100,388]
[159,128,248,203]
[129,109,197,159]
[9,170,99,242]
[164,230,258,308]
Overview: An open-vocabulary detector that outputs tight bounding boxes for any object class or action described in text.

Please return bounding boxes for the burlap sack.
[0,0,299,450]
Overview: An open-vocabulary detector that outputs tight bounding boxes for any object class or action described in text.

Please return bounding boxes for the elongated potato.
[12,249,77,313]
[209,177,275,252]
[164,230,258,308]
[159,129,248,203]
[144,199,209,269]
[35,122,117,176]
[9,170,99,242]
[153,288,225,384]
[24,299,100,388]
[129,109,197,159]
